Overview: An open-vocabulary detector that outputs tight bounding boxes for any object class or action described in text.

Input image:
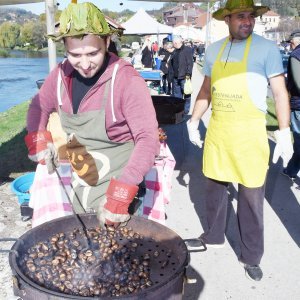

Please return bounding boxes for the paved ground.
[0,62,299,300]
[163,64,300,299]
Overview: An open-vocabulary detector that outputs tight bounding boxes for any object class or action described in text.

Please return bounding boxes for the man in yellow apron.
[187,0,293,281]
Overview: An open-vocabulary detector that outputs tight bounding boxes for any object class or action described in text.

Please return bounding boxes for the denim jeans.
[286,110,300,177]
[161,74,171,94]
[172,78,191,114]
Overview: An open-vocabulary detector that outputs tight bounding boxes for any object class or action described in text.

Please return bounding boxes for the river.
[0,50,63,113]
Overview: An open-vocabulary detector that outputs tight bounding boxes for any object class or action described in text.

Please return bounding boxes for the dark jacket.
[287,44,300,110]
[141,47,153,68]
[170,44,194,80]
[159,48,171,75]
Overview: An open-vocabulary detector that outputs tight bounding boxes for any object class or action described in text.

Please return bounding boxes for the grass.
[266,97,278,131]
[0,48,9,57]
[0,96,278,179]
[0,101,35,179]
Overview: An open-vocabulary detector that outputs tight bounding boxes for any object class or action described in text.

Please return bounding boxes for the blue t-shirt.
[203,33,284,113]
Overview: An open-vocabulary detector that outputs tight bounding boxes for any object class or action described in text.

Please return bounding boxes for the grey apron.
[58,76,134,213]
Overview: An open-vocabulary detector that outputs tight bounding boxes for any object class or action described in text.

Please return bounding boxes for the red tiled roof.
[194,12,208,28]
[105,15,125,30]
[174,22,194,27]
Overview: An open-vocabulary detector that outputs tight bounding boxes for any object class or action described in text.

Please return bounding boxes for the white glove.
[187,119,203,148]
[44,143,59,174]
[272,128,293,168]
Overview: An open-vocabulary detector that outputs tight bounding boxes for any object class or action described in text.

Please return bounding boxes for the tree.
[261,0,300,16]
[31,22,47,49]
[20,21,34,46]
[20,21,46,49]
[277,17,300,40]
[0,22,20,48]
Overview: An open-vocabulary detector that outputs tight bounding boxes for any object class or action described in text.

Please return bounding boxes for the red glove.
[98,178,139,227]
[24,131,59,174]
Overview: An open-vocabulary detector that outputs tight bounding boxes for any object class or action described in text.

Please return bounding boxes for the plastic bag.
[184,78,193,95]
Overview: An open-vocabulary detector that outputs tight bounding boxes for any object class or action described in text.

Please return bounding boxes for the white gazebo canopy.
[121,8,173,36]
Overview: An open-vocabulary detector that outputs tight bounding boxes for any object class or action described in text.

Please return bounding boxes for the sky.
[7,0,165,15]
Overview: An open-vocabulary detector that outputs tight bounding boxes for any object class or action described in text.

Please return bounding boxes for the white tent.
[121,8,173,36]
[173,25,205,42]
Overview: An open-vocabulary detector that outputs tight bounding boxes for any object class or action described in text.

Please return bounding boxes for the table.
[138,69,162,82]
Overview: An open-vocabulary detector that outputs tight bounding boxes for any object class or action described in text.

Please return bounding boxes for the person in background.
[152,41,159,56]
[141,37,154,68]
[108,35,119,56]
[158,37,170,54]
[197,42,206,61]
[170,35,194,114]
[282,30,300,180]
[159,39,172,95]
[25,2,159,227]
[184,40,197,62]
[186,0,293,281]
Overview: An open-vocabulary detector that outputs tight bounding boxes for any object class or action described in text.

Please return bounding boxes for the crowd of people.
[23,0,299,289]
[139,35,198,114]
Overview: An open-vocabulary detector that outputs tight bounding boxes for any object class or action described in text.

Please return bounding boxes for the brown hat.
[213,0,269,21]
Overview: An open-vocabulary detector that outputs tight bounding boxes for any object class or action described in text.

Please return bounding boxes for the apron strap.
[216,35,252,64]
[101,77,112,110]
[217,37,230,62]
[110,63,119,123]
[242,35,252,64]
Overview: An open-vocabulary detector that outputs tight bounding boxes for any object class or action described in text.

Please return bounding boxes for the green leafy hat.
[48,2,115,41]
[212,0,269,21]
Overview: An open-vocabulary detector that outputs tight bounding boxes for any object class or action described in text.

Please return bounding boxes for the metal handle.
[183,238,207,253]
[0,238,21,254]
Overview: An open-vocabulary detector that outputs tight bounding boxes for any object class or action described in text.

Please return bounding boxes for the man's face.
[65,34,110,78]
[225,11,255,41]
[173,40,183,49]
[290,38,300,50]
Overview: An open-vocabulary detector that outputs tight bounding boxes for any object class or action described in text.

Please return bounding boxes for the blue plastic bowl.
[11,172,35,205]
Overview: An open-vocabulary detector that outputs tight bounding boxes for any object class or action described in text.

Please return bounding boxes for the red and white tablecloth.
[29,143,175,227]
[140,142,176,225]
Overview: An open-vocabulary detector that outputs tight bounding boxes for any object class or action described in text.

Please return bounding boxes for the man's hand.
[98,178,139,228]
[187,119,203,148]
[272,128,293,168]
[25,131,59,174]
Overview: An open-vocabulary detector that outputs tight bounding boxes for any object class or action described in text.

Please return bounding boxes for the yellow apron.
[203,36,269,188]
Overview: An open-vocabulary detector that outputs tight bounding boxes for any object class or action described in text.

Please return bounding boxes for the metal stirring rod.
[54,168,91,248]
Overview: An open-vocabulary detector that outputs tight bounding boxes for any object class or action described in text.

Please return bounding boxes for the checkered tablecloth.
[140,142,176,225]
[29,143,175,227]
[29,162,73,228]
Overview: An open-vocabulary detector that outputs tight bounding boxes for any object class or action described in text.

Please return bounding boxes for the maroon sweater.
[27,53,160,186]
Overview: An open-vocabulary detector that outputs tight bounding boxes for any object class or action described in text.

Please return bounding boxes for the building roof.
[263,10,280,17]
[174,21,194,27]
[105,15,125,31]
[194,12,208,28]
